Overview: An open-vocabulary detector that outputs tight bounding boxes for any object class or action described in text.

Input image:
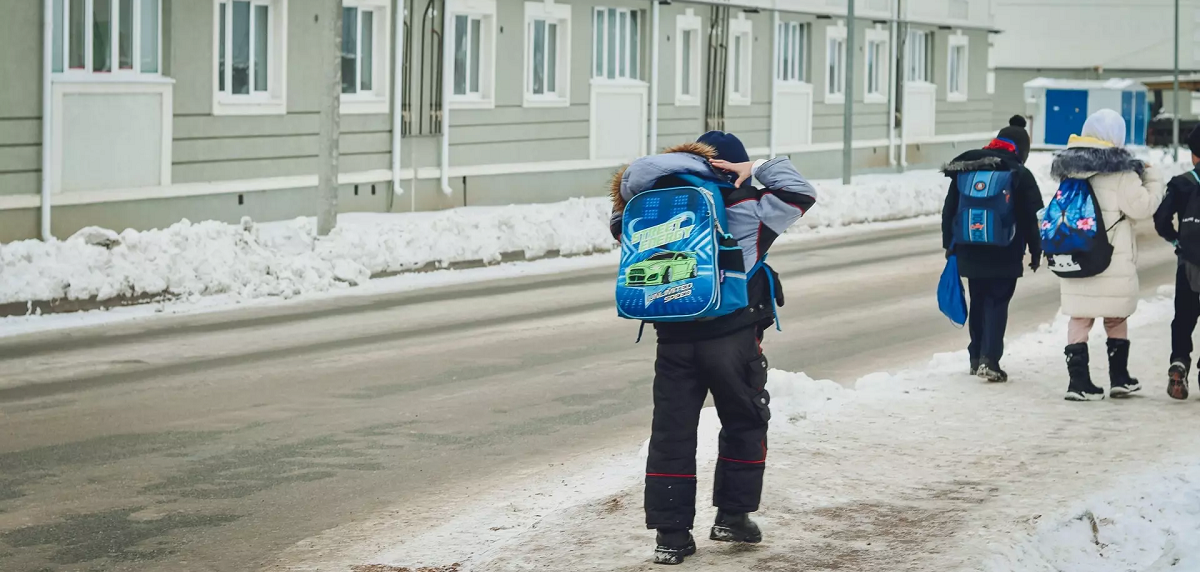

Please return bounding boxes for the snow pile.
[0,198,613,305]
[795,170,949,230]
[985,463,1200,572]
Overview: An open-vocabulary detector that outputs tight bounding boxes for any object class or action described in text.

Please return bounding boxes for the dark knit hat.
[994,115,1031,163]
[697,131,750,164]
[1187,124,1200,158]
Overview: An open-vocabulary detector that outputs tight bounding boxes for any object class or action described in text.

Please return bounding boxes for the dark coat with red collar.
[941,148,1044,280]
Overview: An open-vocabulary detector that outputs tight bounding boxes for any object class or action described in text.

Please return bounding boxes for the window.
[675,10,701,105]
[728,16,752,105]
[340,0,391,114]
[777,21,808,83]
[594,7,641,81]
[825,24,846,103]
[865,28,888,103]
[450,0,496,107]
[214,0,288,115]
[947,34,969,101]
[524,1,571,106]
[51,0,161,75]
[906,29,933,83]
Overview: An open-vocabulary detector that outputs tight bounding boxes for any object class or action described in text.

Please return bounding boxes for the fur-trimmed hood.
[943,156,1003,174]
[1051,146,1145,180]
[609,142,718,209]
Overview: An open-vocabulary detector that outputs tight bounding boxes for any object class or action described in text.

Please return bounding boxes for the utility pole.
[317,0,344,236]
[843,0,856,184]
[1174,0,1181,158]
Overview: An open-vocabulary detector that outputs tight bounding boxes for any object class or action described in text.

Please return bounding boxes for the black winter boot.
[710,510,762,544]
[653,529,696,565]
[976,358,1009,383]
[1168,361,1190,400]
[1064,343,1105,401]
[1107,339,1141,397]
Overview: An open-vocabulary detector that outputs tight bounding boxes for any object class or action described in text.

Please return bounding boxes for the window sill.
[946,93,969,103]
[825,93,846,104]
[341,98,391,115]
[864,93,888,104]
[675,95,701,107]
[213,98,288,116]
[522,97,570,109]
[590,78,649,87]
[728,96,752,107]
[449,98,496,110]
[53,73,175,85]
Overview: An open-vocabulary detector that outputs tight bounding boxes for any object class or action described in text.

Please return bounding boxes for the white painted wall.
[994,0,1199,71]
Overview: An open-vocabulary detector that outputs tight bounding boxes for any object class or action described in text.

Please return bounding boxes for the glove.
[945,248,953,260]
[1029,252,1042,272]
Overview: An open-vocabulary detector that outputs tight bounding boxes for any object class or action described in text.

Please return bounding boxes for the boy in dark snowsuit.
[941,116,1044,382]
[1154,125,1200,400]
[609,132,816,565]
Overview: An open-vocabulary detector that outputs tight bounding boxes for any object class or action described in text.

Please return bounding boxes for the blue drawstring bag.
[938,252,968,327]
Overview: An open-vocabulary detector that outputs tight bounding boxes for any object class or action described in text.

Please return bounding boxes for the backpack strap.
[1190,170,1200,186]
[635,321,647,344]
[749,255,782,332]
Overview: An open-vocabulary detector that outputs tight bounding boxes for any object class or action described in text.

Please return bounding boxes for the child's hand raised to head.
[710,159,754,187]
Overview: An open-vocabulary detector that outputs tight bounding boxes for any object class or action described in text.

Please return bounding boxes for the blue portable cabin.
[1024,78,1149,147]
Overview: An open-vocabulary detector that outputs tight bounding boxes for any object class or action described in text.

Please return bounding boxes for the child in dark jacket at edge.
[608,132,817,565]
[1154,125,1200,400]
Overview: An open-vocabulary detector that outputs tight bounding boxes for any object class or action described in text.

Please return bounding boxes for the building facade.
[0,0,999,242]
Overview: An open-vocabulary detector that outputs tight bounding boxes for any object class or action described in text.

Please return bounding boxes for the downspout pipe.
[440,0,452,196]
[649,0,660,154]
[898,0,907,169]
[886,0,897,167]
[391,0,405,198]
[769,10,779,158]
[41,0,54,241]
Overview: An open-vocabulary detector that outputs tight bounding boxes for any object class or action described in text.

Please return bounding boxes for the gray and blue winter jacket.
[609,142,817,340]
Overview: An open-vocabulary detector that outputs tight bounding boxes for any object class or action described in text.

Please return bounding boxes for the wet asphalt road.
[0,222,1178,572]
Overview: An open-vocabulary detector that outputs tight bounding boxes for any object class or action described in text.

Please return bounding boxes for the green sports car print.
[625,251,698,287]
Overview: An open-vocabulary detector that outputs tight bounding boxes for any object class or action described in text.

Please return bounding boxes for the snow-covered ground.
[278,290,1200,572]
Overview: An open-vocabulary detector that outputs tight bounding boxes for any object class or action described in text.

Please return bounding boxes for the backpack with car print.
[615,174,759,323]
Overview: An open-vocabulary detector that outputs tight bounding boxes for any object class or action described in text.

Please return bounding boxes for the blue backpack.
[953,170,1017,246]
[615,174,759,324]
[1040,178,1119,278]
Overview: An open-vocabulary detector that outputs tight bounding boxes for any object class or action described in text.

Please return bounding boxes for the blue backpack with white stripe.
[615,174,757,323]
[953,169,1017,246]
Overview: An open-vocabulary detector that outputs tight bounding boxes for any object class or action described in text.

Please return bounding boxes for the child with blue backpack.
[609,132,816,565]
[942,116,1045,382]
[1046,109,1163,401]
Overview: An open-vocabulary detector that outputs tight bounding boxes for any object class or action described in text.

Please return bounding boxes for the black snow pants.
[1172,263,1200,365]
[645,326,770,531]
[967,278,1019,365]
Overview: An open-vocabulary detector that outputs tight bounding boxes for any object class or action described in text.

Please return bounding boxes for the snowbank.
[0,149,1186,309]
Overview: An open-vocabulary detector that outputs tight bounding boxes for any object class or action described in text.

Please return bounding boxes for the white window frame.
[53,0,163,79]
[776,20,809,84]
[674,9,702,106]
[905,29,933,84]
[449,0,497,109]
[523,0,571,108]
[864,27,888,104]
[593,6,643,83]
[341,0,392,115]
[727,15,753,106]
[986,38,995,95]
[947,32,969,102]
[211,0,289,116]
[824,22,847,104]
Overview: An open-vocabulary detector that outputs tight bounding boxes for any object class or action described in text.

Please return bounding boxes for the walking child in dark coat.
[610,132,816,565]
[1154,124,1200,399]
[941,116,1044,382]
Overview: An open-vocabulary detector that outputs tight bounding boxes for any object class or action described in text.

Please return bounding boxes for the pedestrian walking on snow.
[1049,109,1164,401]
[609,132,816,565]
[942,116,1044,382]
[1153,124,1200,399]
